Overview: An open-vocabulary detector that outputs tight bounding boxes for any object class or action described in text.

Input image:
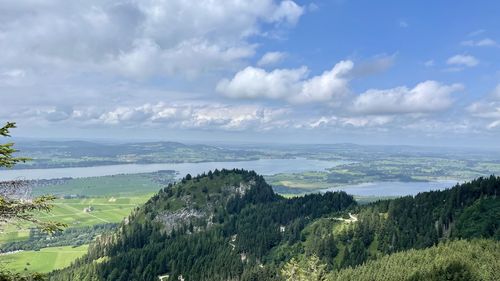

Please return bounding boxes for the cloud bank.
[0,0,304,78]
[216,60,354,104]
[352,81,464,115]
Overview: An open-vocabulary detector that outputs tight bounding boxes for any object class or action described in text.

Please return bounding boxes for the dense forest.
[49,170,500,281]
[283,239,499,281]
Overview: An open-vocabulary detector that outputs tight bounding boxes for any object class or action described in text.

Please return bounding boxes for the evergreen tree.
[0,122,66,280]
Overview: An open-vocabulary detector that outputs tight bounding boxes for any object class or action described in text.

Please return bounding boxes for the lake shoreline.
[0,158,346,181]
[323,179,461,197]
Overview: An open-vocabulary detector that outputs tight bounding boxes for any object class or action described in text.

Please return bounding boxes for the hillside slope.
[283,239,499,281]
[49,169,355,281]
[49,172,500,281]
[331,239,500,281]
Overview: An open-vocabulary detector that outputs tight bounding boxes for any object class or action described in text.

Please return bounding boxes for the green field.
[0,231,29,244]
[0,172,168,271]
[0,194,138,272]
[266,171,331,192]
[0,194,151,244]
[0,172,169,243]
[39,195,152,227]
[33,171,175,197]
[0,245,88,273]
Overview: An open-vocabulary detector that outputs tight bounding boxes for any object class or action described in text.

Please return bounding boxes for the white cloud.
[468,29,486,37]
[1,69,25,79]
[293,61,353,103]
[341,116,393,127]
[447,54,479,67]
[467,84,500,129]
[0,69,27,86]
[93,102,289,131]
[493,84,500,99]
[257,51,287,67]
[467,101,500,119]
[307,3,319,12]
[0,0,305,79]
[424,60,435,67]
[111,38,256,78]
[461,38,498,47]
[306,116,338,128]
[216,66,308,100]
[20,102,290,132]
[352,81,464,115]
[217,60,354,104]
[269,0,304,25]
[299,115,394,129]
[403,119,471,133]
[477,39,492,46]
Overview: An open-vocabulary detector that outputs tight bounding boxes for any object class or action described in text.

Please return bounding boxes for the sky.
[1,0,500,146]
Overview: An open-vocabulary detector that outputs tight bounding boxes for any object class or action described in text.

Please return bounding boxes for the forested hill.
[49,169,356,280]
[50,172,500,281]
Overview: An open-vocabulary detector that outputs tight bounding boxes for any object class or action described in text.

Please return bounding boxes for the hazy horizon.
[10,135,500,152]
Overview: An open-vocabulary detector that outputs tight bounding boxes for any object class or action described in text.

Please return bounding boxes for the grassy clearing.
[0,171,170,245]
[0,245,88,273]
[0,194,151,244]
[0,230,29,244]
[38,195,152,227]
[33,172,174,197]
[1,172,169,244]
[266,171,331,191]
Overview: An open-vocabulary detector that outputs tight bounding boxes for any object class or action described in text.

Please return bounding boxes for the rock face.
[153,173,257,235]
[235,181,254,196]
[157,208,206,234]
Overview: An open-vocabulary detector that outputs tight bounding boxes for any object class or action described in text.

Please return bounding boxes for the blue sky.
[1,0,500,146]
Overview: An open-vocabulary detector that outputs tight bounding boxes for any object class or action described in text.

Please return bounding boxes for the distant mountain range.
[10,140,273,169]
[10,139,500,170]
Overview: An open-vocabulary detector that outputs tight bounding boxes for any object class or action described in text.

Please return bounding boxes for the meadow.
[0,195,151,245]
[0,172,169,246]
[40,195,152,226]
[32,171,175,197]
[0,245,88,273]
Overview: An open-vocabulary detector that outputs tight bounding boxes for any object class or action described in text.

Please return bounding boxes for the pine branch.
[0,122,30,168]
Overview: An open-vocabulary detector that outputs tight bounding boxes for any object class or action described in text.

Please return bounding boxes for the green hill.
[48,171,500,281]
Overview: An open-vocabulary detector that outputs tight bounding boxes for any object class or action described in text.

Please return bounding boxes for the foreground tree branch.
[0,122,66,279]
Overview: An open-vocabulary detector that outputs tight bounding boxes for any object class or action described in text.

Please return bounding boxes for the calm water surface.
[0,159,460,196]
[326,180,460,197]
[0,158,343,181]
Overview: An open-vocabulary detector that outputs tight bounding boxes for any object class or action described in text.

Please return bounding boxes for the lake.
[326,180,460,197]
[0,158,343,181]
[0,159,460,196]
